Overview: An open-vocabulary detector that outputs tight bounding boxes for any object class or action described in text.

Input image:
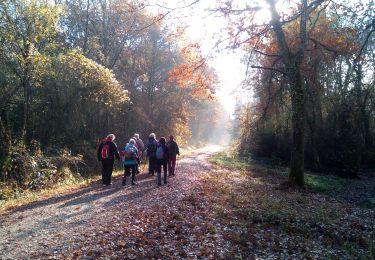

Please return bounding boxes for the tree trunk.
[0,116,11,181]
[267,0,308,187]
[22,69,31,143]
[306,77,321,171]
[83,0,90,54]
[288,69,305,187]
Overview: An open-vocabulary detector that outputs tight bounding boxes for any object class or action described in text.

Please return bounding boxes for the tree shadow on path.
[104,180,156,207]
[1,177,124,216]
[58,184,123,208]
[1,173,157,217]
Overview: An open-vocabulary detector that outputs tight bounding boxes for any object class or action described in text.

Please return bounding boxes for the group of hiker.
[97,133,180,187]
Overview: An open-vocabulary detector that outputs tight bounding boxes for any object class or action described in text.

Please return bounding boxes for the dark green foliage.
[0,140,88,200]
[0,0,219,198]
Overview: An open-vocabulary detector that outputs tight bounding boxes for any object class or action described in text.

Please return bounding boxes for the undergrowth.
[0,140,123,211]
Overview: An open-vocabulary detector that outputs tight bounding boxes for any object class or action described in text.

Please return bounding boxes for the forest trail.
[0,145,228,259]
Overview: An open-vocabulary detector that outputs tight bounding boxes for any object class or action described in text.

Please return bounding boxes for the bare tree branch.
[308,37,340,54]
[250,65,286,76]
[355,19,375,63]
[253,49,281,58]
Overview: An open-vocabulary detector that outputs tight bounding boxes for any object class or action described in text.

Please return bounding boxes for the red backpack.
[101,141,110,159]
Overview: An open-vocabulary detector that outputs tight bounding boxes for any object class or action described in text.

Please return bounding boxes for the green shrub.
[0,141,89,200]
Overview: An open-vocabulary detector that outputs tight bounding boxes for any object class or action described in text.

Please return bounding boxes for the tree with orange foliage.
[217,0,375,187]
[168,42,217,99]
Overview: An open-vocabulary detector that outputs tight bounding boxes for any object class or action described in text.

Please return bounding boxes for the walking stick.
[175,155,179,175]
[141,154,147,173]
[137,151,143,174]
[141,148,148,173]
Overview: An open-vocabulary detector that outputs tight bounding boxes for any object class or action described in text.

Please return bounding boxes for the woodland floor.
[0,146,374,259]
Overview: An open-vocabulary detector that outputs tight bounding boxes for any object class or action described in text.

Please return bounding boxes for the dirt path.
[0,146,227,259]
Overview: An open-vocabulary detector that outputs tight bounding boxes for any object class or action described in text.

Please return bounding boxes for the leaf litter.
[0,145,374,259]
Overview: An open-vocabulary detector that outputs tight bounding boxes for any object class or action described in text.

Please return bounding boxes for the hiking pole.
[137,150,144,174]
[143,149,150,173]
[142,148,148,174]
[175,155,179,176]
[140,152,146,173]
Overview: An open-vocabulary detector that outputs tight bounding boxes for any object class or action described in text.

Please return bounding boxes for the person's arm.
[138,139,145,151]
[113,143,120,160]
[176,142,180,156]
[165,145,169,160]
[97,143,102,161]
[135,147,140,164]
[145,142,149,157]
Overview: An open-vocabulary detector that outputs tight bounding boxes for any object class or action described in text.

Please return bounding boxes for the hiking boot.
[131,181,137,185]
[164,181,168,184]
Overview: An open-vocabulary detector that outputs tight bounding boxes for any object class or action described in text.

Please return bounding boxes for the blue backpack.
[123,146,137,160]
[156,145,166,159]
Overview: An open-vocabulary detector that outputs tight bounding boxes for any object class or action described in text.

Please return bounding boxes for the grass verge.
[204,151,374,259]
[210,151,354,193]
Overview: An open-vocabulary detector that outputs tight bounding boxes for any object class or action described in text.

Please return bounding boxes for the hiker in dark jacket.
[97,134,120,186]
[122,139,139,186]
[166,135,180,176]
[146,133,158,176]
[156,137,169,186]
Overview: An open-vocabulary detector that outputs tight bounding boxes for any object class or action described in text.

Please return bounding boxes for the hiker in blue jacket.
[122,139,139,186]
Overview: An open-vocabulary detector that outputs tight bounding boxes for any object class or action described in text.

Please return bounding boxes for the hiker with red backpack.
[166,135,180,176]
[155,137,169,186]
[146,133,158,176]
[121,139,139,186]
[97,134,120,186]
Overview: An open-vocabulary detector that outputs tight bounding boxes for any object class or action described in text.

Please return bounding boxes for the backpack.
[147,139,157,153]
[167,141,178,155]
[156,145,166,159]
[124,146,137,160]
[136,139,145,151]
[101,142,110,159]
